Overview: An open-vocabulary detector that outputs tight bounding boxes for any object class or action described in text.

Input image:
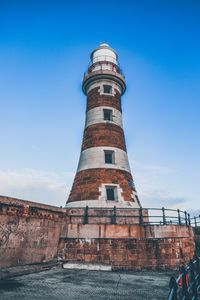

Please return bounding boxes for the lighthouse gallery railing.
[66,206,200,227]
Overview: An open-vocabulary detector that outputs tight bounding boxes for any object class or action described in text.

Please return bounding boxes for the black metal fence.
[168,256,200,300]
[68,206,199,226]
[191,215,200,228]
[142,207,191,226]
[83,58,125,78]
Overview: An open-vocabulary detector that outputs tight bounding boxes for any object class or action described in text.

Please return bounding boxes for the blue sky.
[0,1,200,212]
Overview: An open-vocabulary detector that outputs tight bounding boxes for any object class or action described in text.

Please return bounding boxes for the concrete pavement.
[0,268,174,299]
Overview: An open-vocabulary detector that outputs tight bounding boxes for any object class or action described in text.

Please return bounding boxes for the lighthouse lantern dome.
[91,43,118,65]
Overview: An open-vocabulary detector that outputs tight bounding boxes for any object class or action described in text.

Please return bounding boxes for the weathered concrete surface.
[0,269,173,300]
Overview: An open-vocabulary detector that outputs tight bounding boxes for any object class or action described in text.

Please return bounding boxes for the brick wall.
[58,223,195,270]
[59,224,195,270]
[0,196,196,270]
[87,87,122,112]
[67,169,136,203]
[0,196,66,268]
[81,123,126,151]
[58,236,195,270]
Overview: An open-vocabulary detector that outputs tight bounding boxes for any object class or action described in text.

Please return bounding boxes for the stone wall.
[68,169,137,203]
[87,87,122,112]
[58,224,195,270]
[81,123,126,151]
[0,196,66,268]
[59,236,195,270]
[0,196,196,270]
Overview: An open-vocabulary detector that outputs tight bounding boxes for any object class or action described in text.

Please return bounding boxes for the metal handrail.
[84,60,125,78]
[190,215,200,227]
[65,206,199,227]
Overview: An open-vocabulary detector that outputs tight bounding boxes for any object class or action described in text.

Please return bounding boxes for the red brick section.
[86,87,122,112]
[59,235,195,270]
[67,168,137,203]
[0,195,66,212]
[0,196,66,268]
[81,123,126,151]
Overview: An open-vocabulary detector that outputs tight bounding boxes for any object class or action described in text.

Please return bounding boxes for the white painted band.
[65,199,140,208]
[63,262,112,271]
[85,106,123,129]
[87,80,121,95]
[77,146,131,173]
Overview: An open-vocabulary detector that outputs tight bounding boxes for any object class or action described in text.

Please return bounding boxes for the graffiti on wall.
[0,218,24,248]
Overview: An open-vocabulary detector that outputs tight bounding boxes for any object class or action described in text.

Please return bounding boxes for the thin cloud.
[130,161,187,209]
[0,169,74,207]
[133,161,174,174]
[0,166,193,211]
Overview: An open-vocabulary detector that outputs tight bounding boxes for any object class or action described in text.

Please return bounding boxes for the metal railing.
[191,216,200,228]
[168,256,200,300]
[66,206,195,226]
[84,59,125,78]
[142,207,191,226]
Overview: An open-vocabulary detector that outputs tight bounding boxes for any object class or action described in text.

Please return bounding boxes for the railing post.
[189,259,197,298]
[185,211,188,226]
[139,207,143,225]
[188,213,191,226]
[84,205,88,224]
[162,207,166,225]
[111,206,116,224]
[177,209,181,225]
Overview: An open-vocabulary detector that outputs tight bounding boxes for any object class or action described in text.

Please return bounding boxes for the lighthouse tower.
[66,43,140,208]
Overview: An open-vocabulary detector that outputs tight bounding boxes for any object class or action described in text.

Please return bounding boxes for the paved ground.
[0,268,173,300]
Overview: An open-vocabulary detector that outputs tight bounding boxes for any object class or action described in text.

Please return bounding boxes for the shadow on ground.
[0,268,173,300]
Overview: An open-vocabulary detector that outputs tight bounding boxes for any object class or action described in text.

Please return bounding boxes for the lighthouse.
[66,43,140,208]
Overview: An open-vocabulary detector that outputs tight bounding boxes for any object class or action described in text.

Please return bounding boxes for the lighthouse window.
[103,84,112,94]
[103,109,112,121]
[104,150,115,164]
[106,187,116,201]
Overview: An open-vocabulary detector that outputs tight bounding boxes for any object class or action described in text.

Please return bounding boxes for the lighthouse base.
[58,224,195,271]
[0,196,196,271]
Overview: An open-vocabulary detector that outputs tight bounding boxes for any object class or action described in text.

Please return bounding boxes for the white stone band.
[85,106,123,129]
[66,199,140,208]
[77,146,131,173]
[87,80,121,95]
